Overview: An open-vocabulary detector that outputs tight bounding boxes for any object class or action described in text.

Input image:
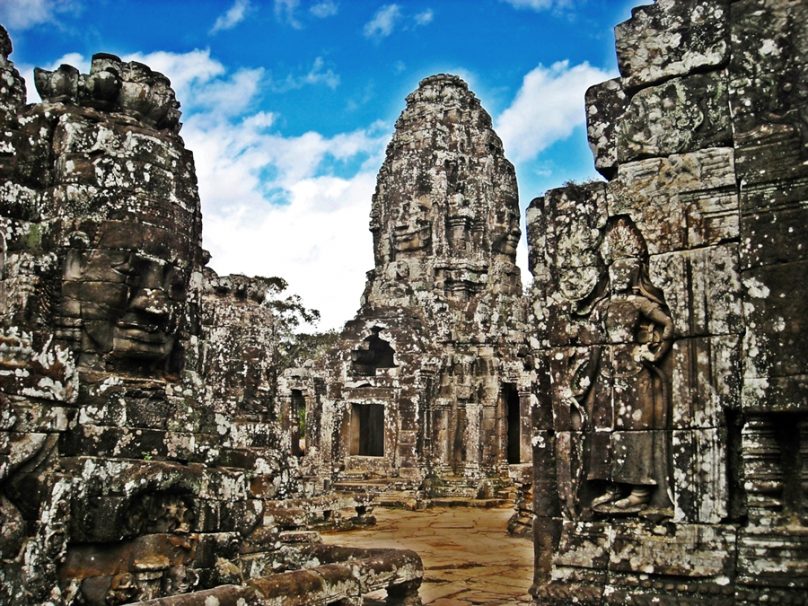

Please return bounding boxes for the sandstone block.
[615,0,730,90]
[617,72,732,163]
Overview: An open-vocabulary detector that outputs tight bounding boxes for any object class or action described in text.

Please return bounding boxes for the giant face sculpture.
[391,196,433,257]
[62,218,194,373]
[490,201,521,258]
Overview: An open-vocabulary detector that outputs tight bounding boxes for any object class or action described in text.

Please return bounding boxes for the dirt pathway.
[322,505,534,605]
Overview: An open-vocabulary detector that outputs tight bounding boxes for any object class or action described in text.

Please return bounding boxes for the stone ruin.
[0,26,421,605]
[1,0,807,604]
[527,0,808,603]
[288,74,533,508]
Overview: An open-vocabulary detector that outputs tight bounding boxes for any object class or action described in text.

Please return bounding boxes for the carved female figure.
[582,217,674,512]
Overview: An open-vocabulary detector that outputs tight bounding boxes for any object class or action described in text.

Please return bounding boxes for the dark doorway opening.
[351,326,396,375]
[350,403,384,457]
[291,389,305,457]
[504,383,521,464]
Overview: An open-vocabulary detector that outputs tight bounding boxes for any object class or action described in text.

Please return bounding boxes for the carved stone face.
[608,258,640,294]
[491,203,521,257]
[392,197,432,256]
[64,220,192,370]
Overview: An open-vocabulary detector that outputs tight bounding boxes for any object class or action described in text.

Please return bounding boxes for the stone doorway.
[350,403,385,456]
[291,389,305,457]
[503,383,521,464]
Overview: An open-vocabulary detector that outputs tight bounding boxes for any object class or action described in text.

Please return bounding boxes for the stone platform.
[323,505,533,605]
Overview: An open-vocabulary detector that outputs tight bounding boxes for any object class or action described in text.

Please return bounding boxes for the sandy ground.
[322,505,534,605]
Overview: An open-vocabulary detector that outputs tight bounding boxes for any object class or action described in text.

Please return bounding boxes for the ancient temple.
[527,0,808,603]
[0,27,421,605]
[292,74,533,500]
[1,0,807,603]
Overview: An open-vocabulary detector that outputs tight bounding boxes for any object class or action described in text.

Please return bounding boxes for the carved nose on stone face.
[128,287,171,319]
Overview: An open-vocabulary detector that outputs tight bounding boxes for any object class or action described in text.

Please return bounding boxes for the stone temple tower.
[289,75,533,499]
[364,74,522,318]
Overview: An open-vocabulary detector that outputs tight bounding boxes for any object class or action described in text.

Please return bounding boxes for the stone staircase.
[331,471,515,510]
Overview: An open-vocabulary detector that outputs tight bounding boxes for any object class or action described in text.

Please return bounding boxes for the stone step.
[278,530,322,544]
[428,497,510,508]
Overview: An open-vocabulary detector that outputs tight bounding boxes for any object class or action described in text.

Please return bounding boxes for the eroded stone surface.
[615,0,730,90]
[290,75,533,505]
[531,1,808,604]
[0,26,422,606]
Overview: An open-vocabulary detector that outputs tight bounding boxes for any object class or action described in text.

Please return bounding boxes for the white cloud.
[310,0,338,18]
[0,0,77,30]
[195,67,265,115]
[500,0,574,11]
[122,50,266,117]
[123,49,224,96]
[274,0,302,28]
[268,56,339,93]
[495,60,611,163]
[181,110,389,329]
[201,172,378,329]
[414,9,434,26]
[91,47,387,329]
[363,4,401,39]
[210,0,251,33]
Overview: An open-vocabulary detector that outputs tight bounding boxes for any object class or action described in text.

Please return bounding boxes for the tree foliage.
[263,277,339,372]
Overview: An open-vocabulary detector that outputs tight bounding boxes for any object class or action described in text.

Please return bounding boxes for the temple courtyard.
[323,505,534,605]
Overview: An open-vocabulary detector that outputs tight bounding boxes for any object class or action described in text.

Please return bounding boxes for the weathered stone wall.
[0,28,423,605]
[528,1,808,603]
[298,75,534,498]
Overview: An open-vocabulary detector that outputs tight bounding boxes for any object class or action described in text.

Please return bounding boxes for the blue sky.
[2,0,640,329]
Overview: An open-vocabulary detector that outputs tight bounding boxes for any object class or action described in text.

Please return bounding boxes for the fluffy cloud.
[210,0,251,33]
[181,111,389,329]
[116,49,387,329]
[495,60,611,163]
[500,0,574,10]
[109,49,265,117]
[201,172,379,329]
[363,4,402,39]
[274,0,302,29]
[0,0,77,30]
[268,56,340,93]
[363,4,435,40]
[414,9,434,26]
[310,0,339,18]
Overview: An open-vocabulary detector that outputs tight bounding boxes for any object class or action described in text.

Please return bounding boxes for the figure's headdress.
[601,215,648,264]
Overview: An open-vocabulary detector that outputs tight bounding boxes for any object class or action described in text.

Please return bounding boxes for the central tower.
[288,75,532,499]
[365,74,522,316]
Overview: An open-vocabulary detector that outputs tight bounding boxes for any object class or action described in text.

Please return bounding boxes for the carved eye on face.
[110,252,136,279]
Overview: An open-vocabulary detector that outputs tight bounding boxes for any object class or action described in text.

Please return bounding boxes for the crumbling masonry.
[0,27,421,606]
[1,0,807,604]
[528,0,808,603]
